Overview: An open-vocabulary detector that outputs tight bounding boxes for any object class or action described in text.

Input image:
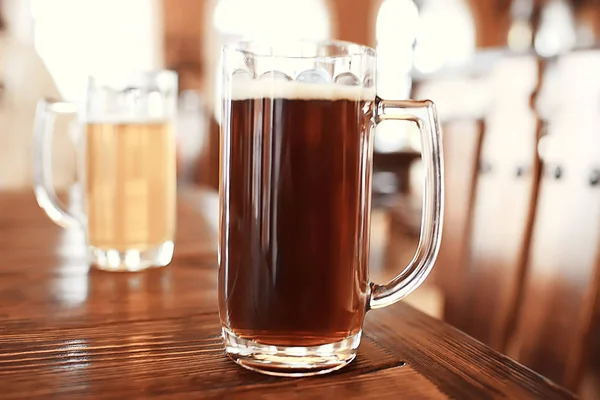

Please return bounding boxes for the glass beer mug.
[34,71,178,272]
[219,40,444,376]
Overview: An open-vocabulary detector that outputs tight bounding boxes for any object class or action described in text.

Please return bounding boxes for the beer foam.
[228,80,376,101]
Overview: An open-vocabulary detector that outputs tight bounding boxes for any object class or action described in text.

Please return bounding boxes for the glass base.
[222,328,361,377]
[89,241,174,272]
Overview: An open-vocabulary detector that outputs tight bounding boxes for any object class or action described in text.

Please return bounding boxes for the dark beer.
[219,83,375,347]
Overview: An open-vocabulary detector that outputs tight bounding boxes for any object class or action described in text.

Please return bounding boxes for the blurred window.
[213,0,331,40]
[413,0,476,74]
[534,0,576,57]
[375,0,420,152]
[206,0,332,123]
[31,0,163,102]
[376,0,418,100]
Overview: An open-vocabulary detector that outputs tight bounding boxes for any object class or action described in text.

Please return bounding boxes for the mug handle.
[369,98,444,310]
[33,98,81,229]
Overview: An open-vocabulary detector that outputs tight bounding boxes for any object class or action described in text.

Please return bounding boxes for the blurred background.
[1,0,599,397]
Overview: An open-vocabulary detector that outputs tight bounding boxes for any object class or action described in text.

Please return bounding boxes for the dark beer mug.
[219,40,443,376]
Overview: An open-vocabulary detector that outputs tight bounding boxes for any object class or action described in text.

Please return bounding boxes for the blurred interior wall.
[163,0,206,92]
[0,0,75,189]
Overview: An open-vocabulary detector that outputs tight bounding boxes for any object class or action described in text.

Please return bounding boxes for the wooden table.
[0,190,575,399]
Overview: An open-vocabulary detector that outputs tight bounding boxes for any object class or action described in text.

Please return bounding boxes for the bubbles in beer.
[334,72,361,86]
[296,68,331,84]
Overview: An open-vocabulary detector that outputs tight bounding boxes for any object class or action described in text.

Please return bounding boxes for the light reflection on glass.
[54,223,89,307]
[56,225,87,258]
[54,273,89,307]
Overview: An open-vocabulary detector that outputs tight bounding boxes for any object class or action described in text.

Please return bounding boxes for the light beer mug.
[34,71,178,272]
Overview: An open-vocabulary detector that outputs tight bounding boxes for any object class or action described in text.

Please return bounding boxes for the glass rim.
[223,39,376,60]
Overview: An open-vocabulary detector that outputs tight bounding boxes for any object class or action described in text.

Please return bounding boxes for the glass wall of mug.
[34,70,178,272]
[219,40,443,376]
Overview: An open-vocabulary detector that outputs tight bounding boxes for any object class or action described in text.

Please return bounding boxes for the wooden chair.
[380,118,484,320]
[378,72,488,319]
[408,62,496,306]
[507,49,600,392]
[444,54,542,351]
[382,49,600,395]
[431,118,483,321]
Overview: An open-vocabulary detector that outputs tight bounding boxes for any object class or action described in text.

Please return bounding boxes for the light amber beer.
[85,122,176,252]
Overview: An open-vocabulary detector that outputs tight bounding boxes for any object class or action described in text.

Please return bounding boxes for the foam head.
[228,79,376,101]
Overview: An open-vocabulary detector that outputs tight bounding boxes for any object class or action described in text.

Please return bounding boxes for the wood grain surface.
[0,190,576,399]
